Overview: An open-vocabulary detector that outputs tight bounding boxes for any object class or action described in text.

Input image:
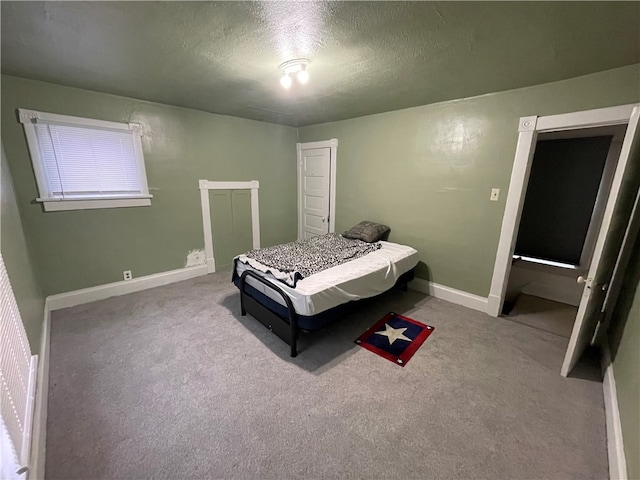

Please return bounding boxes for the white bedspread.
[234,241,419,316]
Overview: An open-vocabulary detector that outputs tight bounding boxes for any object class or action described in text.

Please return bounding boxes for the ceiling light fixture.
[279,58,310,88]
[280,73,292,89]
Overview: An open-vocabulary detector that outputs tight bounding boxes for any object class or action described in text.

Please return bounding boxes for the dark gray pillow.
[343,221,390,243]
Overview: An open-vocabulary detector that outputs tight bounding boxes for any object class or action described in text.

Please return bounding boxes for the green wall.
[1,142,45,352]
[1,75,298,295]
[299,64,640,296]
[614,278,640,480]
[2,64,640,476]
[609,231,640,480]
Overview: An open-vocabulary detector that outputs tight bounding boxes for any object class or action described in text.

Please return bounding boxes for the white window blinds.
[35,123,143,199]
[0,253,38,476]
[19,109,151,211]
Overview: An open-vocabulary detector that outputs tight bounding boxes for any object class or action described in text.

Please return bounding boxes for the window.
[19,109,152,211]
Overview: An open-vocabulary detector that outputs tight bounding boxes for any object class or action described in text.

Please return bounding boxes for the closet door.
[210,190,235,270]
[210,190,254,270]
[231,190,253,256]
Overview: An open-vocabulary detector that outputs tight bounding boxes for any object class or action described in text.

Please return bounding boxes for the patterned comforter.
[236,233,381,287]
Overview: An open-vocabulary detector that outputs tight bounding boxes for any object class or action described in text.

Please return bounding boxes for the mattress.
[233,240,419,316]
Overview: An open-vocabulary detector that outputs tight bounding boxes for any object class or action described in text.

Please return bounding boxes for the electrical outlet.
[490,188,500,201]
[123,270,132,281]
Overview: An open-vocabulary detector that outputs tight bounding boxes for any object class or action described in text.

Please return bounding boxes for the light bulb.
[280,73,292,89]
[297,68,309,84]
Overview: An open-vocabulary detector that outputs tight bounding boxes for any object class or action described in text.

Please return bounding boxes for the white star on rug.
[374,323,412,345]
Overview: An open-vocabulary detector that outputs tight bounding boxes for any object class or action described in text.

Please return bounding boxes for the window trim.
[18,108,152,211]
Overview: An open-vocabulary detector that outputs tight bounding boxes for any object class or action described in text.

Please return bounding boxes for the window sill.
[39,197,152,212]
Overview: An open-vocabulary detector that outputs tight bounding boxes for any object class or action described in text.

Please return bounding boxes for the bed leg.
[240,294,246,316]
[402,282,408,292]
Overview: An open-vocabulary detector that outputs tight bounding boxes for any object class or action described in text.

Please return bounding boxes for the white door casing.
[297,139,338,240]
[486,103,640,377]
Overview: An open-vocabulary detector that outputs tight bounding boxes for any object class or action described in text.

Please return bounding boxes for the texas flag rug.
[355,312,434,367]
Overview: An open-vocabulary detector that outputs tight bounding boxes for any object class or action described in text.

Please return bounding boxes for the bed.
[231,227,419,357]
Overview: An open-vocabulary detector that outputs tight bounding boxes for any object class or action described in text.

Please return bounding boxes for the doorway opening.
[502,125,626,338]
[488,104,640,376]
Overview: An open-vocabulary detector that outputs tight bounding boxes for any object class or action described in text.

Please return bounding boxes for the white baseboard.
[47,265,208,311]
[601,343,628,480]
[28,302,51,480]
[409,278,488,313]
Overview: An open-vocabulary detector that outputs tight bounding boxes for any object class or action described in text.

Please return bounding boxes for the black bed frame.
[238,268,413,357]
[239,270,300,357]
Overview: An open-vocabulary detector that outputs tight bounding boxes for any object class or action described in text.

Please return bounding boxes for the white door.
[299,147,330,239]
[561,106,640,376]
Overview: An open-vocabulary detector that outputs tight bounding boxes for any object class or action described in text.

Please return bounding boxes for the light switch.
[490,188,500,201]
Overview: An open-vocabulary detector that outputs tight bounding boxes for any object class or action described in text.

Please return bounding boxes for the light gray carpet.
[46,271,607,479]
[504,294,578,338]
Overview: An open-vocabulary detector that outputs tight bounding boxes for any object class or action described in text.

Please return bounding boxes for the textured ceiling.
[2,1,639,127]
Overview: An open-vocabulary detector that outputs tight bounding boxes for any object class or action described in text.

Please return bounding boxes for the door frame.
[198,179,260,273]
[296,138,338,240]
[487,103,640,318]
